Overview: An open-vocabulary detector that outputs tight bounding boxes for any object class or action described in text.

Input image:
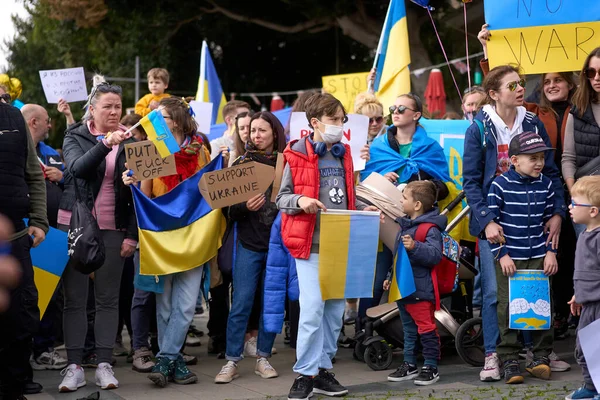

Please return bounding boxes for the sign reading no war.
[199,162,275,209]
[484,0,600,74]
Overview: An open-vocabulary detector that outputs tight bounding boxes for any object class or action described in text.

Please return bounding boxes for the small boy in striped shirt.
[486,131,562,385]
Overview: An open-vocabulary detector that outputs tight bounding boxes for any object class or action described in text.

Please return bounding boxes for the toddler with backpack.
[383,180,451,386]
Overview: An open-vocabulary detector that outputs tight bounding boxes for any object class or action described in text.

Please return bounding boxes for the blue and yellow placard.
[509,270,551,330]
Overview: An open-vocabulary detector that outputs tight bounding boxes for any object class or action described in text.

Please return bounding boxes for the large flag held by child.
[131,156,227,276]
[318,210,380,300]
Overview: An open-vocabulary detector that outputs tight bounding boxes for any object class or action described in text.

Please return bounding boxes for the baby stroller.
[352,195,486,371]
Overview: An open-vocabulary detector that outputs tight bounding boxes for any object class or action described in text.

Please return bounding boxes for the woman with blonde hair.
[354,92,386,144]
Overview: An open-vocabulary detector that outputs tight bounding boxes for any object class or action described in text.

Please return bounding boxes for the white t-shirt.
[483,104,527,175]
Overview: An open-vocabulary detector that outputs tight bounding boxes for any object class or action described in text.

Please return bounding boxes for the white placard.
[289,112,369,171]
[189,101,213,135]
[39,67,88,104]
[579,317,600,390]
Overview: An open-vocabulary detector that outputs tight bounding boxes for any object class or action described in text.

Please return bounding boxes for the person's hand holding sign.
[298,196,327,214]
[246,193,266,212]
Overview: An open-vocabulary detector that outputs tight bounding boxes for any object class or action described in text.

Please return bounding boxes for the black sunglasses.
[585,68,600,80]
[90,82,123,98]
[0,93,10,103]
[389,105,417,114]
[369,116,384,124]
[506,79,526,92]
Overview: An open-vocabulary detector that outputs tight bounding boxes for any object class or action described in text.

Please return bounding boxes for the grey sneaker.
[132,347,155,373]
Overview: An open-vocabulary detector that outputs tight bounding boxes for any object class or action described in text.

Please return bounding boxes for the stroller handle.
[440,191,466,216]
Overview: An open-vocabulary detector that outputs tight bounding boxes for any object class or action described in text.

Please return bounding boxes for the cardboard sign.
[508,270,551,330]
[322,72,369,113]
[484,0,600,74]
[39,67,88,103]
[271,153,285,202]
[289,112,369,171]
[189,101,213,135]
[199,161,275,209]
[125,141,177,181]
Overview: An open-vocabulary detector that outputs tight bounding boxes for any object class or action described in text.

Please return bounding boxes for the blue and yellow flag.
[131,156,227,276]
[373,0,411,109]
[388,243,416,302]
[195,41,227,125]
[30,226,69,317]
[318,210,380,300]
[140,110,179,158]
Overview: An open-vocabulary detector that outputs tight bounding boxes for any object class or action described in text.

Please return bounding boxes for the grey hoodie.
[574,227,600,304]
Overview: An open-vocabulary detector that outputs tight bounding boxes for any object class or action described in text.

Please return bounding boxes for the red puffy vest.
[281,138,356,260]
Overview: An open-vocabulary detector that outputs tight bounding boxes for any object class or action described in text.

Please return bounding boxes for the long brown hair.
[249,111,286,153]
[538,71,578,113]
[233,110,253,158]
[482,65,522,106]
[572,46,600,117]
[159,97,197,136]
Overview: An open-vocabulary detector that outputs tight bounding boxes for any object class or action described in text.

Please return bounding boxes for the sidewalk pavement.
[28,314,583,400]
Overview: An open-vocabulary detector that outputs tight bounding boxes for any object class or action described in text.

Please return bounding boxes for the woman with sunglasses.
[478,23,578,355]
[354,92,387,144]
[463,65,566,383]
[562,47,600,238]
[57,75,137,392]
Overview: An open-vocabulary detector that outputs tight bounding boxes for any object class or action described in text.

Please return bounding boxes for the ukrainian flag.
[30,226,69,318]
[318,210,380,300]
[131,156,227,276]
[195,40,227,125]
[140,110,180,158]
[388,243,416,302]
[373,0,411,109]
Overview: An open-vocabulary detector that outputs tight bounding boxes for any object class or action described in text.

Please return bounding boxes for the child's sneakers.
[480,353,502,382]
[565,385,598,399]
[387,361,418,382]
[526,356,551,380]
[503,360,524,384]
[414,366,440,386]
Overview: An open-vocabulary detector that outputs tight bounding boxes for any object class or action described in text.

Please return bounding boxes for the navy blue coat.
[463,109,566,237]
[263,213,299,334]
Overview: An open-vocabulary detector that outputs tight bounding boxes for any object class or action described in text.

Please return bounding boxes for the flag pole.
[195,41,207,102]
[369,0,392,92]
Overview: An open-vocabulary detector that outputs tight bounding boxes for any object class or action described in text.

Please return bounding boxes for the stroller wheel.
[353,341,366,362]
[455,317,485,367]
[363,341,393,371]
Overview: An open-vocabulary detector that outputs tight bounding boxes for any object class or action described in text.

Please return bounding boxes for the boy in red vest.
[277,93,377,400]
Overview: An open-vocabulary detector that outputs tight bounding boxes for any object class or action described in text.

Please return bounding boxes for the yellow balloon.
[9,78,22,100]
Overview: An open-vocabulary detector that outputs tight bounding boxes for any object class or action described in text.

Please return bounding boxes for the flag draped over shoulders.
[361,126,451,183]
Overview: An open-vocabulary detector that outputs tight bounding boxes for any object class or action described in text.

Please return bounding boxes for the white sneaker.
[58,364,86,392]
[95,362,119,390]
[244,337,258,357]
[479,353,501,382]
[215,361,239,384]
[31,350,68,370]
[255,357,278,379]
[549,351,571,372]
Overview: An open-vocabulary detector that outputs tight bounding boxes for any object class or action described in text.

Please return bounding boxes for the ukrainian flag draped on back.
[131,156,227,276]
[373,0,411,109]
[195,41,227,125]
[318,210,380,300]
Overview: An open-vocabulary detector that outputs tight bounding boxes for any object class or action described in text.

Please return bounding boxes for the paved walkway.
[28,315,582,400]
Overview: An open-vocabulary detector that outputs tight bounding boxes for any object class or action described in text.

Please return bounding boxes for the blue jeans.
[226,242,276,361]
[358,244,392,319]
[131,251,155,351]
[294,253,345,376]
[397,302,439,367]
[477,239,500,355]
[156,266,204,361]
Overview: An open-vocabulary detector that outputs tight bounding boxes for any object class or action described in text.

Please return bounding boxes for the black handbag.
[67,175,106,274]
[217,209,237,276]
[575,154,600,180]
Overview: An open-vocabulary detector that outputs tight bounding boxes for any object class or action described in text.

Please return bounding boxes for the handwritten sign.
[509,270,551,330]
[288,112,369,171]
[484,0,600,74]
[199,161,275,209]
[189,101,213,135]
[39,67,88,103]
[322,72,369,113]
[125,141,177,181]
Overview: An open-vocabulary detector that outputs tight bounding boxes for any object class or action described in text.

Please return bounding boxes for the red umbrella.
[424,69,447,118]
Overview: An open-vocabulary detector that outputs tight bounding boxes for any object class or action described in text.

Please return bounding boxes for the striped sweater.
[487,168,559,260]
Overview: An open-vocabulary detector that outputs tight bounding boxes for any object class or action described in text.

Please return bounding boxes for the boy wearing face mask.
[277,93,376,400]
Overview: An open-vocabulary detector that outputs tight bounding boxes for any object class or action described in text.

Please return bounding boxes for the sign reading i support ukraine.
[484,0,600,74]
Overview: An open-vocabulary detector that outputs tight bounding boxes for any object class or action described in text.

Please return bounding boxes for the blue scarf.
[361,126,450,182]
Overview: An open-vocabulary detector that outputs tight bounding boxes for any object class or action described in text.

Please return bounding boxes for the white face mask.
[316,119,344,143]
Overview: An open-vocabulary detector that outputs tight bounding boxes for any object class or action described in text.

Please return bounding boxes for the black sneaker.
[288,375,314,400]
[313,369,348,397]
[503,360,524,384]
[525,356,551,380]
[414,365,440,386]
[387,361,418,382]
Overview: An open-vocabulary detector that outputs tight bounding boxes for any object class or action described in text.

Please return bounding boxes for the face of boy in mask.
[310,108,346,144]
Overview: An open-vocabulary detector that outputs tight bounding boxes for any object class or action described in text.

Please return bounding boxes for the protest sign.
[322,72,369,113]
[289,112,369,171]
[39,67,88,103]
[189,101,213,135]
[579,318,600,390]
[199,161,275,209]
[125,141,177,181]
[484,0,600,74]
[509,270,551,330]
